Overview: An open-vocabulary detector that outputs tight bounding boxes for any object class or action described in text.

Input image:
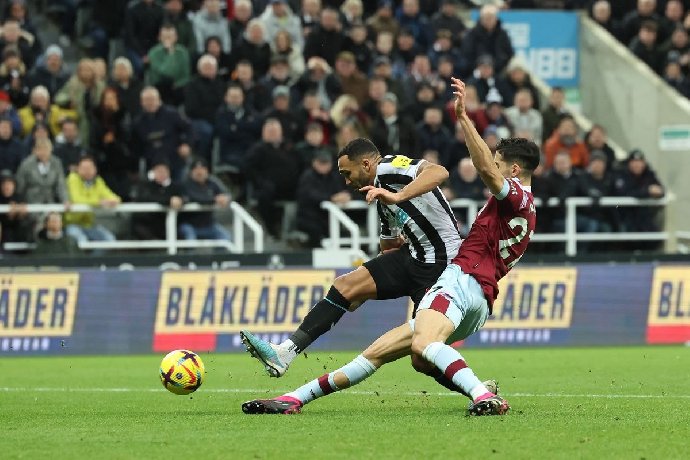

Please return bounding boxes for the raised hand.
[450,77,467,119]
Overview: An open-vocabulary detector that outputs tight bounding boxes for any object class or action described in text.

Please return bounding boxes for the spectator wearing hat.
[124,0,164,75]
[133,159,184,240]
[259,0,304,53]
[304,7,345,67]
[0,172,31,244]
[54,58,105,146]
[28,45,69,99]
[293,57,342,111]
[0,18,39,69]
[270,31,305,82]
[90,87,136,200]
[164,0,196,52]
[366,1,400,38]
[396,0,433,50]
[614,149,665,233]
[232,18,271,78]
[370,92,419,157]
[334,51,368,106]
[184,54,227,162]
[18,85,76,139]
[466,54,501,105]
[0,117,24,173]
[264,85,302,144]
[460,4,514,77]
[263,56,295,99]
[110,57,144,119]
[146,24,191,106]
[504,88,543,142]
[584,124,617,170]
[179,159,232,241]
[629,20,665,74]
[64,155,120,245]
[247,118,301,237]
[53,118,84,175]
[215,84,263,172]
[541,87,568,142]
[0,90,21,134]
[230,0,253,44]
[662,59,690,97]
[34,212,79,256]
[193,0,231,55]
[296,150,350,247]
[16,138,67,204]
[131,86,192,181]
[342,22,372,75]
[544,115,589,169]
[431,0,466,48]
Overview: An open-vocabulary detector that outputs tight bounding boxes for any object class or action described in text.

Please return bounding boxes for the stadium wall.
[1,263,689,355]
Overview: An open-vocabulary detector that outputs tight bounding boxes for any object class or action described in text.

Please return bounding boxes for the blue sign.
[471,10,580,87]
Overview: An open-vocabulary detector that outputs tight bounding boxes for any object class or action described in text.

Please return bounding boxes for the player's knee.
[410,335,429,358]
[410,354,434,374]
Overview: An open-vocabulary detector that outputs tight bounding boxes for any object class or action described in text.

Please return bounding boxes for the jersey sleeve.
[377,201,401,239]
[376,155,424,188]
[496,178,527,212]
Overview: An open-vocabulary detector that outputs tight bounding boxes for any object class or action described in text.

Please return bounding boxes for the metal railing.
[0,202,264,255]
[321,196,670,257]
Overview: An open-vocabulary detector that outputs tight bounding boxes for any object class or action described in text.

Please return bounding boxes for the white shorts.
[409,264,489,344]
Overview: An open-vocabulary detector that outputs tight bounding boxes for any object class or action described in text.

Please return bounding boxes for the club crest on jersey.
[395,208,410,226]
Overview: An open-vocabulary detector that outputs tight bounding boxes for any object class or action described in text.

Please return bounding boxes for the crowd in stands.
[0,0,669,256]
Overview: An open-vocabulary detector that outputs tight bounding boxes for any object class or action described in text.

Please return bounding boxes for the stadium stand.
[0,0,675,257]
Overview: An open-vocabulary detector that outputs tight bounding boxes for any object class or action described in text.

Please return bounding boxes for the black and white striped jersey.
[375,155,462,264]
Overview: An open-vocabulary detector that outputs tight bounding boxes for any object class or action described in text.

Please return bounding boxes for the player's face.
[494,152,519,179]
[338,155,374,190]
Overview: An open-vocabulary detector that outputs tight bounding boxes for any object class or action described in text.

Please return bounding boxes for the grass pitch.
[2,346,689,459]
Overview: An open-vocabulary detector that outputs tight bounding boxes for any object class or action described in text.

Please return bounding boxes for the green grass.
[1,347,689,459]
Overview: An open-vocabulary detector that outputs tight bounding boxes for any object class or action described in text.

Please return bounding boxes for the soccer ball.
[159,349,205,395]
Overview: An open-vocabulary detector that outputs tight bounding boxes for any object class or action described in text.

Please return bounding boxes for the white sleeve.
[494,178,511,200]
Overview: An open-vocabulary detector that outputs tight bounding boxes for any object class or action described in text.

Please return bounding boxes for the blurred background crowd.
[0,0,676,256]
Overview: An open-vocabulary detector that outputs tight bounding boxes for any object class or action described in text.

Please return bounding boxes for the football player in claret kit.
[241,137,463,378]
[242,77,539,416]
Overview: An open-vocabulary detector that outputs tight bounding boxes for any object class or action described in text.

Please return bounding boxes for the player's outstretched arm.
[451,77,505,196]
[360,161,449,205]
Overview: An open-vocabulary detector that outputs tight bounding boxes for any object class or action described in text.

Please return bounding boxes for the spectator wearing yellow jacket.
[64,156,121,245]
[18,85,77,138]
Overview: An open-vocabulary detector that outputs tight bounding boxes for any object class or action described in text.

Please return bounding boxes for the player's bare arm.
[360,161,449,205]
[451,77,505,196]
[380,235,405,252]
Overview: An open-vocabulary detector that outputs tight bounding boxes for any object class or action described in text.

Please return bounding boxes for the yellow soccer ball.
[159,350,205,395]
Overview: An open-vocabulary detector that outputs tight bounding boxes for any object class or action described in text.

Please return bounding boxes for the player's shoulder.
[376,155,423,180]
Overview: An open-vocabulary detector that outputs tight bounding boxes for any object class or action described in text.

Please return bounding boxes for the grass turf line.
[1,346,688,459]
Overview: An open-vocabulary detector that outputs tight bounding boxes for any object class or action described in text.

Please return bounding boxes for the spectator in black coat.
[585,124,617,170]
[232,19,272,78]
[370,92,419,157]
[431,0,466,47]
[619,0,665,45]
[292,57,342,111]
[179,158,232,241]
[582,151,617,232]
[84,0,129,60]
[110,57,144,118]
[541,87,569,143]
[498,59,541,111]
[90,87,137,200]
[163,0,196,52]
[124,0,164,75]
[444,157,487,202]
[215,84,263,171]
[303,8,345,66]
[131,87,192,181]
[132,160,184,240]
[0,172,31,243]
[260,55,294,101]
[231,60,271,113]
[264,85,302,145]
[590,0,621,39]
[342,22,372,75]
[460,5,514,76]
[296,151,350,247]
[53,118,85,175]
[629,20,666,74]
[0,19,39,69]
[28,45,69,99]
[201,36,233,79]
[466,54,502,105]
[444,119,470,172]
[184,55,226,162]
[395,0,433,50]
[230,0,253,43]
[662,26,690,74]
[294,122,334,166]
[416,106,452,162]
[663,59,690,96]
[247,118,301,238]
[0,118,23,173]
[613,149,665,232]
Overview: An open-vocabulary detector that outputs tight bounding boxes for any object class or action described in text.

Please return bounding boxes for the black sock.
[429,368,471,399]
[289,286,349,352]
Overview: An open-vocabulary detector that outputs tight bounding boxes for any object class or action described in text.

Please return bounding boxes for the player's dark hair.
[496,137,540,173]
[338,138,380,161]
